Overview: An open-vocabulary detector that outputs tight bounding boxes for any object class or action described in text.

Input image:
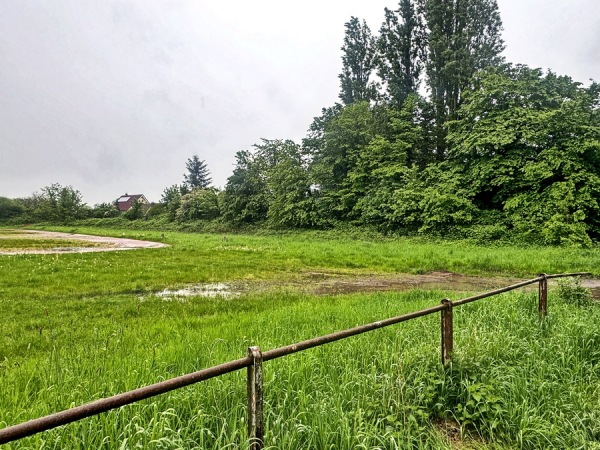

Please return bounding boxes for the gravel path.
[0,230,168,255]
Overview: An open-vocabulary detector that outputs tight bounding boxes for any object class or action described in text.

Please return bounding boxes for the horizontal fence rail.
[0,272,591,447]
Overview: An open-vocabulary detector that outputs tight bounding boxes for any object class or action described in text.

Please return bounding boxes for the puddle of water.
[156,283,240,300]
[151,275,599,301]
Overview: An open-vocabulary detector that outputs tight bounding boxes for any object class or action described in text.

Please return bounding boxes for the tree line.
[216,0,599,245]
[2,0,598,246]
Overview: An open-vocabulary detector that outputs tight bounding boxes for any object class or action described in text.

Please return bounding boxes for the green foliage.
[395,164,479,233]
[221,150,269,224]
[455,381,505,435]
[338,17,378,105]
[557,277,593,307]
[123,198,144,221]
[353,98,425,227]
[265,141,316,228]
[309,101,378,220]
[421,0,505,122]
[0,197,24,221]
[160,184,190,221]
[221,140,318,228]
[19,183,87,223]
[176,188,221,221]
[448,64,600,245]
[377,0,425,106]
[144,202,166,219]
[357,162,478,234]
[302,104,343,158]
[90,202,120,219]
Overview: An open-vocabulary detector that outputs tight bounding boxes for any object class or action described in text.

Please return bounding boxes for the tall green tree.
[262,140,315,228]
[184,155,212,189]
[26,183,87,223]
[221,150,269,224]
[420,0,505,157]
[302,105,343,160]
[338,17,378,105]
[309,101,377,221]
[447,64,600,245]
[377,0,425,107]
[222,139,314,226]
[161,184,190,221]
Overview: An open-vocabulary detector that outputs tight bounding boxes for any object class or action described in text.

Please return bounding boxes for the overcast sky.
[1,0,598,205]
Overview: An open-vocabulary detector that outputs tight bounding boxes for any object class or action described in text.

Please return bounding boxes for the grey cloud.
[0,0,597,205]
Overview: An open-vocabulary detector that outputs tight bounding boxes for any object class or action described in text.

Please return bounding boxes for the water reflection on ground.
[153,272,599,300]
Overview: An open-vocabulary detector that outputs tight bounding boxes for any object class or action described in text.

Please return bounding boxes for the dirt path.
[0,230,168,255]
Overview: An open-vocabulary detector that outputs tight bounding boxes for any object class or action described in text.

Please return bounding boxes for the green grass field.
[0,228,598,449]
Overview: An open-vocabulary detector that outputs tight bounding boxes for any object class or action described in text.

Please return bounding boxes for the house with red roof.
[116,194,149,212]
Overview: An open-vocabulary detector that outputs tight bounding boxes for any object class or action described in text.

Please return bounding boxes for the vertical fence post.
[538,273,548,318]
[441,298,453,366]
[247,346,264,450]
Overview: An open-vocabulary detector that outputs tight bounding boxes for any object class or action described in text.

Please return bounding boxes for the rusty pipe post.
[538,273,548,318]
[247,346,264,450]
[441,299,453,366]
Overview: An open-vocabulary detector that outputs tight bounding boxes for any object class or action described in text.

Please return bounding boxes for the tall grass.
[1,287,598,449]
[0,228,598,448]
[1,227,597,302]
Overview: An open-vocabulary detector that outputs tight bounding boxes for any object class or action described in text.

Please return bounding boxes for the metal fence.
[0,272,591,448]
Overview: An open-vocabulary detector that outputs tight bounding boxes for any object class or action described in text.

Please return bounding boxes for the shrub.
[176,188,221,221]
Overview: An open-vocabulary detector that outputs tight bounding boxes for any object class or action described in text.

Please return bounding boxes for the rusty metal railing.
[0,272,591,448]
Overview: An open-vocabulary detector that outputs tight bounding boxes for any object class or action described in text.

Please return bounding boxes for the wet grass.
[0,226,597,301]
[0,227,598,449]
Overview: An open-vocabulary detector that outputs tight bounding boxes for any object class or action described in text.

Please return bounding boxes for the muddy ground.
[156,271,600,301]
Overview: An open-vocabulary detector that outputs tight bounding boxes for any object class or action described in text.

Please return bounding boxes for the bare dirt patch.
[303,270,600,299]
[308,270,520,296]
[0,230,168,255]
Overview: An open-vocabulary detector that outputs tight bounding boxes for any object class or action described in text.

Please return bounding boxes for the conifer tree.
[184,155,212,189]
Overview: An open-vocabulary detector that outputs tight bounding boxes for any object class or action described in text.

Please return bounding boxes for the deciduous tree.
[420,0,505,157]
[161,184,190,221]
[221,150,269,224]
[339,17,378,105]
[377,0,425,106]
[176,188,220,221]
[447,64,600,245]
